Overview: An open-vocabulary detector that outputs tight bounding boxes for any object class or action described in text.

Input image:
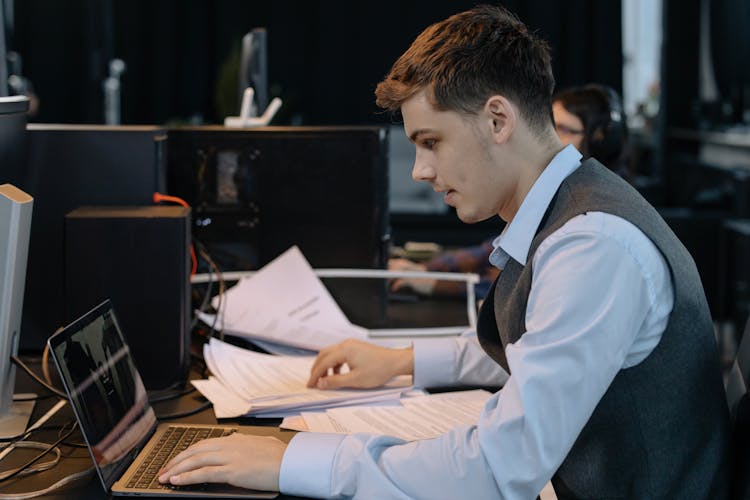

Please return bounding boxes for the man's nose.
[412,154,435,182]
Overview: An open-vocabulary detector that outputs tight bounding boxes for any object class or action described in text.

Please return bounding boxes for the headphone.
[582,84,627,167]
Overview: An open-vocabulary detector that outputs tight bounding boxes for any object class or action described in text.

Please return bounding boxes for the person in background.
[159,6,729,498]
[390,83,630,298]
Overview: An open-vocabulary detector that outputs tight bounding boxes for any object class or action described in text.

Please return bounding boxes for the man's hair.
[553,84,629,173]
[375,5,555,133]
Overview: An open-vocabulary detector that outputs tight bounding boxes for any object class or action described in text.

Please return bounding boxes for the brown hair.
[375,5,555,133]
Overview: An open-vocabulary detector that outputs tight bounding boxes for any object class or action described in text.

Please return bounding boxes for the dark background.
[10,0,623,126]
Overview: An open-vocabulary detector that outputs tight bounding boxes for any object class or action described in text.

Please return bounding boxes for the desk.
[3,357,309,499]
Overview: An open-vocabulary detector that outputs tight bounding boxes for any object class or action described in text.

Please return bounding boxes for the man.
[159,6,730,498]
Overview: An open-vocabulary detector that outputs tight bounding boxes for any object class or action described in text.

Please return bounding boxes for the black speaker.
[64,206,190,390]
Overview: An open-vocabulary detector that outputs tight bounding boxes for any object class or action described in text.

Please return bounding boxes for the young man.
[159,6,730,498]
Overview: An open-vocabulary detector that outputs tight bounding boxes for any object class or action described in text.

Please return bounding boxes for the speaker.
[64,206,191,390]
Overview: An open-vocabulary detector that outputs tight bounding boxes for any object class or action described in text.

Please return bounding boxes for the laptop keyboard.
[126,425,235,490]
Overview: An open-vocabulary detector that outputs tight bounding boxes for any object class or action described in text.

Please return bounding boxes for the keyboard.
[126,425,235,490]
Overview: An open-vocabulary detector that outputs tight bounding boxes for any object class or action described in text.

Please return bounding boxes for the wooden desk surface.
[3,357,308,499]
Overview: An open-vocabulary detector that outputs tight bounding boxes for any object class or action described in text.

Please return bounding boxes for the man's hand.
[158,434,286,492]
[388,258,436,295]
[307,339,414,389]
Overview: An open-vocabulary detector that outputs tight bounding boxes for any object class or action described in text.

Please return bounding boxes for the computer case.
[167,126,390,328]
[64,206,190,390]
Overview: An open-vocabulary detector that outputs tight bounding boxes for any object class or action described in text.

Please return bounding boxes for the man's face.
[401,90,515,223]
[552,101,584,150]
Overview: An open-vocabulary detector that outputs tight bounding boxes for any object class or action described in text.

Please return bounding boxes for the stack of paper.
[192,338,413,418]
[283,389,492,441]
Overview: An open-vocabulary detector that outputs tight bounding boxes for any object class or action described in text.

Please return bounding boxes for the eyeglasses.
[555,124,584,136]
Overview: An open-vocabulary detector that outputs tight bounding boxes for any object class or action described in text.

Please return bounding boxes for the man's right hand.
[306,339,414,390]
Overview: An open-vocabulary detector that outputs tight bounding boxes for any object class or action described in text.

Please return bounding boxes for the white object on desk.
[223,87,282,127]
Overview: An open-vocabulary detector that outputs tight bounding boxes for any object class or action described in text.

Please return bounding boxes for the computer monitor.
[0,184,33,438]
[238,28,268,117]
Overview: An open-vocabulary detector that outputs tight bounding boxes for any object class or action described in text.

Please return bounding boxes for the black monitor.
[238,28,268,117]
[167,126,390,327]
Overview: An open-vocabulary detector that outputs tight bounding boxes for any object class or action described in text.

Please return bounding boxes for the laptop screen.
[49,300,157,490]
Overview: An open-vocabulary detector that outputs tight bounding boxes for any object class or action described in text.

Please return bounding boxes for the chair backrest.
[728,315,750,500]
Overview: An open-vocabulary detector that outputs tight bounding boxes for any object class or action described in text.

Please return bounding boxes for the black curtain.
[14,0,622,125]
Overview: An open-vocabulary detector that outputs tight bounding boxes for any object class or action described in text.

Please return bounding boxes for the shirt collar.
[489,145,583,268]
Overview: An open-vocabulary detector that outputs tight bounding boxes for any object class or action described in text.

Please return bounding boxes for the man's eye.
[422,139,436,149]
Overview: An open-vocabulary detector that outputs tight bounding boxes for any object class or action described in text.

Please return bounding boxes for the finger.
[391,278,407,292]
[159,437,225,474]
[165,464,227,486]
[316,372,361,390]
[159,450,227,483]
[308,349,347,387]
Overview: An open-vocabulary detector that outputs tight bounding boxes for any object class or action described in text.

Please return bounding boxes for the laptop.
[48,299,277,498]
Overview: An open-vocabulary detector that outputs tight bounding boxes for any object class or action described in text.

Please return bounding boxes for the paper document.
[192,338,412,418]
[290,389,492,441]
[201,246,368,351]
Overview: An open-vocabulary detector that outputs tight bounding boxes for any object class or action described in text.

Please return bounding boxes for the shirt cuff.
[412,337,457,388]
[279,432,346,498]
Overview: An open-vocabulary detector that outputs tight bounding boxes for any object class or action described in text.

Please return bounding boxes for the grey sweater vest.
[477,159,730,499]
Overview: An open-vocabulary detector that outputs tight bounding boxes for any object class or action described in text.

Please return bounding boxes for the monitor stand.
[0,393,36,439]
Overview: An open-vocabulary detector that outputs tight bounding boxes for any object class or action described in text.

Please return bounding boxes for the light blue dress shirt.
[279,145,674,499]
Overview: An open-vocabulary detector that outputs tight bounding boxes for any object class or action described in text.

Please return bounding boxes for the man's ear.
[484,95,516,144]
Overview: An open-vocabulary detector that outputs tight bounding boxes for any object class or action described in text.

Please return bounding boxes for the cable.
[0,423,78,484]
[0,467,94,499]
[0,402,68,464]
[11,394,56,403]
[0,442,61,481]
[197,246,225,341]
[148,385,197,404]
[153,192,198,276]
[155,400,213,421]
[9,357,67,399]
[0,425,64,444]
[190,241,215,330]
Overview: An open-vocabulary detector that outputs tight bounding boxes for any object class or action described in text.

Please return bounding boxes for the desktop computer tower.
[64,206,191,390]
[6,125,167,352]
[167,126,390,329]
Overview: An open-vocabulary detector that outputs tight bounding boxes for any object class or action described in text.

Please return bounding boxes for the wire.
[41,326,65,387]
[148,385,197,404]
[10,357,67,399]
[0,423,78,484]
[152,192,198,276]
[11,394,56,403]
[0,467,94,499]
[190,241,215,330]
[155,399,213,421]
[0,442,61,481]
[0,425,60,444]
[197,246,225,341]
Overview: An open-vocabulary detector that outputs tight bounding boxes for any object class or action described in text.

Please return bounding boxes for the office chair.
[726,315,750,499]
